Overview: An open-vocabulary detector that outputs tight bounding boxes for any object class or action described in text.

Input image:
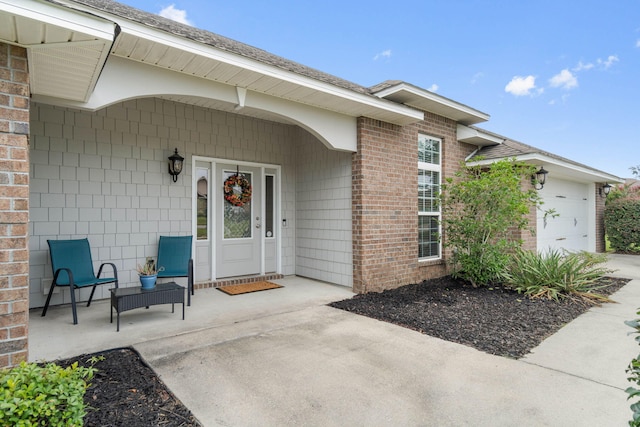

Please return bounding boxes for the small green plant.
[626,309,640,426]
[136,257,164,276]
[0,358,100,426]
[502,249,612,303]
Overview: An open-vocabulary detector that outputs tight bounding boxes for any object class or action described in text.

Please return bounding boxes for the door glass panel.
[196,168,208,240]
[265,175,274,238]
[223,171,252,239]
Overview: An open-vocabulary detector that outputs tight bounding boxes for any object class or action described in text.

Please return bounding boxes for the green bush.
[605,191,640,253]
[502,249,612,302]
[440,159,539,287]
[0,360,97,426]
[626,309,640,426]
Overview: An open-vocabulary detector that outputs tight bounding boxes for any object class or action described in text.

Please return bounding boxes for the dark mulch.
[329,275,631,359]
[56,347,201,427]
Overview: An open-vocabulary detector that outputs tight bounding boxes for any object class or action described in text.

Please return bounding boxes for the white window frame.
[418,134,442,260]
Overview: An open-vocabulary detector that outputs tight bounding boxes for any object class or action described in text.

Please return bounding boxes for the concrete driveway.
[30,255,640,426]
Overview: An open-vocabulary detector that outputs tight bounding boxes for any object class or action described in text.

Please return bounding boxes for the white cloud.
[572,61,594,72]
[471,72,484,84]
[505,75,537,96]
[428,84,439,92]
[597,54,619,69]
[373,50,392,61]
[637,39,640,48]
[159,4,192,25]
[549,69,578,90]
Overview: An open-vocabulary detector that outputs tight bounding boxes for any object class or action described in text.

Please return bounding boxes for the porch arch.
[35,56,357,152]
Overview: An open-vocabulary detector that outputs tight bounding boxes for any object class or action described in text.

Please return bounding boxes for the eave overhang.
[457,124,505,146]
[372,82,490,125]
[467,153,624,184]
[0,0,117,102]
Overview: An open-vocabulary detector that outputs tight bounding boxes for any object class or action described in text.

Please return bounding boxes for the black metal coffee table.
[110,282,185,331]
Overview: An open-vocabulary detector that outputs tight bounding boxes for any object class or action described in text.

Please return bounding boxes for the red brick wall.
[0,43,30,368]
[352,113,474,293]
[508,178,538,252]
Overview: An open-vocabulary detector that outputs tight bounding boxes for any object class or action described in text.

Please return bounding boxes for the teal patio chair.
[157,235,194,306]
[42,238,119,325]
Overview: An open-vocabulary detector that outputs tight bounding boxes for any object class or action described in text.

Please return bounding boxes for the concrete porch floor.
[28,276,354,362]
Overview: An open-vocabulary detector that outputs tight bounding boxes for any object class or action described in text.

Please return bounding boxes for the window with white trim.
[418,134,441,259]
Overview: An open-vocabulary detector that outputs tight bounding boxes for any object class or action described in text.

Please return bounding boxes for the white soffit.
[457,124,504,146]
[0,0,117,102]
[106,20,423,125]
[468,153,624,184]
[373,82,490,125]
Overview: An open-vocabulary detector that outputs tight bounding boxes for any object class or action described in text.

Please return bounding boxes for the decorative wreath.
[223,174,252,207]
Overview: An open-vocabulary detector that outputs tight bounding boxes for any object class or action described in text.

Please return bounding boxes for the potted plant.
[136,259,163,289]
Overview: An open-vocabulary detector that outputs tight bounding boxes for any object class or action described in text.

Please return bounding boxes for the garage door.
[536,178,589,253]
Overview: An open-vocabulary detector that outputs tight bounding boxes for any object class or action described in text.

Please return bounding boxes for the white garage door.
[537,178,589,253]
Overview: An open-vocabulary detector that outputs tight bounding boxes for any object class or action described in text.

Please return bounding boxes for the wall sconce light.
[168,148,184,183]
[531,166,548,190]
[599,183,612,197]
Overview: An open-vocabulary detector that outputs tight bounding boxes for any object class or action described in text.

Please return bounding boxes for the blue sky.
[120,0,639,179]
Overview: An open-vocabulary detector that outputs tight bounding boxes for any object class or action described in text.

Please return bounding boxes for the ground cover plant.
[0,358,98,426]
[626,308,640,426]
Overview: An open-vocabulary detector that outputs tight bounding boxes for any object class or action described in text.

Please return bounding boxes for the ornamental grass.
[502,249,613,303]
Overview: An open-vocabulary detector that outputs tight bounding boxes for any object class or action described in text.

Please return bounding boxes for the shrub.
[0,359,98,426]
[440,159,539,287]
[626,309,640,426]
[605,190,640,253]
[502,249,612,303]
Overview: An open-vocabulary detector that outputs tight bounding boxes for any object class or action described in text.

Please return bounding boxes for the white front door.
[216,164,262,278]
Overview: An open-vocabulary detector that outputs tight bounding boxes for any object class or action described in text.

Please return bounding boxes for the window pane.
[418,215,439,258]
[418,135,440,164]
[196,168,208,240]
[265,175,274,238]
[223,171,252,239]
[418,170,440,212]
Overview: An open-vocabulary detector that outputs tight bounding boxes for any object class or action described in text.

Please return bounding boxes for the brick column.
[0,43,30,368]
[352,114,463,293]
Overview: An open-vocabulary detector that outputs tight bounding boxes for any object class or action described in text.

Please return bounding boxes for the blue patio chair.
[156,235,194,306]
[42,238,118,325]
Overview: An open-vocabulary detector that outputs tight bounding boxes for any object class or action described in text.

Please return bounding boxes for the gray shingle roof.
[471,127,618,178]
[60,0,373,96]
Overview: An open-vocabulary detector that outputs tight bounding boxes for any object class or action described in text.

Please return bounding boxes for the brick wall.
[352,113,474,293]
[0,43,30,368]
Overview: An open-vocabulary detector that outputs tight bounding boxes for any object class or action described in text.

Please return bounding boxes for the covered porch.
[28,275,354,362]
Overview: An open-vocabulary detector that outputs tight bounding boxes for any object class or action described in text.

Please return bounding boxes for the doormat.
[217,281,283,295]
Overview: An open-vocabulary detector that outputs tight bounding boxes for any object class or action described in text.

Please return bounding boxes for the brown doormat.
[217,281,283,295]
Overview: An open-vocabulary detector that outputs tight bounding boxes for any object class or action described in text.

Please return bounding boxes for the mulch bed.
[329,275,631,359]
[56,347,201,427]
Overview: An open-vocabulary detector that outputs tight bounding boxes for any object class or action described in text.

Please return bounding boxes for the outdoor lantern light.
[168,148,184,182]
[531,166,548,190]
[600,182,612,197]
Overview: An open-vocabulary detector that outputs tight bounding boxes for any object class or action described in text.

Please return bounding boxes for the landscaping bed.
[329,275,630,359]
